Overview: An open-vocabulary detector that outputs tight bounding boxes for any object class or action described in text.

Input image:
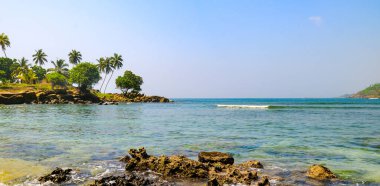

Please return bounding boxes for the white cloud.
[309,16,322,26]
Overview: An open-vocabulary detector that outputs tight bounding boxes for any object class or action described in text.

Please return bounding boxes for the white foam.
[217,104,269,109]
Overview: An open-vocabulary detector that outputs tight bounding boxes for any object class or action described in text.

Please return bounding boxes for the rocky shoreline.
[36,147,346,186]
[0,90,171,105]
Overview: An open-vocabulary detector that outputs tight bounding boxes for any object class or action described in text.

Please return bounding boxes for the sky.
[1,0,379,98]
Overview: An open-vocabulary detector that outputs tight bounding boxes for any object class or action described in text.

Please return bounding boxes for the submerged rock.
[38,167,72,183]
[306,164,337,180]
[198,151,234,165]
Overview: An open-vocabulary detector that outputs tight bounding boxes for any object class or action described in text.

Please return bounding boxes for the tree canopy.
[68,50,82,65]
[115,70,143,94]
[69,62,100,90]
[33,49,48,66]
[46,72,67,89]
[32,65,47,82]
[0,57,17,81]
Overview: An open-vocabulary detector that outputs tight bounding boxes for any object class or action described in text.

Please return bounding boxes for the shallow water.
[0,98,379,185]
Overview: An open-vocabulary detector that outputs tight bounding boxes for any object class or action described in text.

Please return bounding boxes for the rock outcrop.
[198,151,234,165]
[38,167,72,184]
[306,164,337,180]
[0,89,100,104]
[117,147,267,185]
[99,92,171,103]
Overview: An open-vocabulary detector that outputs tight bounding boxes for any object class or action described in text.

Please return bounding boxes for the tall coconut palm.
[32,49,48,66]
[0,33,11,57]
[97,57,112,92]
[49,59,69,77]
[104,53,123,93]
[68,50,82,65]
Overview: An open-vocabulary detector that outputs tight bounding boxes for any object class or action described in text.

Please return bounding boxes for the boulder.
[239,160,264,169]
[306,164,337,180]
[122,147,267,185]
[38,167,72,183]
[209,167,258,185]
[124,147,209,178]
[198,151,234,165]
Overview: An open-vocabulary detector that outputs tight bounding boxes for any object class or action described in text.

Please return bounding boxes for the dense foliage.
[0,33,129,93]
[69,62,100,90]
[46,72,67,89]
[0,57,17,81]
[32,65,47,82]
[115,70,143,94]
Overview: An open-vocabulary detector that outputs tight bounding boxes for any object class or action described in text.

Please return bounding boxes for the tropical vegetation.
[0,32,143,94]
[69,62,101,91]
[0,33,11,58]
[115,70,143,94]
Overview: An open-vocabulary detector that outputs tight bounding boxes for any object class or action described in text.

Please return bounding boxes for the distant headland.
[348,84,380,98]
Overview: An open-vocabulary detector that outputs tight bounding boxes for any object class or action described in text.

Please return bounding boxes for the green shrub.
[46,72,67,89]
[69,62,100,91]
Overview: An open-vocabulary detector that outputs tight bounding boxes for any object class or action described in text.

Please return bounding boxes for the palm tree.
[12,57,31,83]
[104,53,123,93]
[97,57,112,92]
[68,50,82,65]
[32,49,48,66]
[0,33,11,57]
[49,59,69,76]
[16,69,37,84]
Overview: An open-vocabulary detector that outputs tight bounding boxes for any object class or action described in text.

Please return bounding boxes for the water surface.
[0,98,379,184]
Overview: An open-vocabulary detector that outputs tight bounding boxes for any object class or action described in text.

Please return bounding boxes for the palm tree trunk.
[3,50,7,58]
[104,71,114,93]
[100,73,108,92]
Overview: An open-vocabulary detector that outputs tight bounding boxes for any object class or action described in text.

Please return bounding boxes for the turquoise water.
[0,98,380,184]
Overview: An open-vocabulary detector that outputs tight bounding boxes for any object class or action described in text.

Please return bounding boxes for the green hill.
[350,83,380,98]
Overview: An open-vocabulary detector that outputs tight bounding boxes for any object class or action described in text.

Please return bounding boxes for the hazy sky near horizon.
[1,0,380,98]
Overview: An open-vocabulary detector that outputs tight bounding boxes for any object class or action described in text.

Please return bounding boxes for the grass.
[0,83,53,93]
[95,92,128,102]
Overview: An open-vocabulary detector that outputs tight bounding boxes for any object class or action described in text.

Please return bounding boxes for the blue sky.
[1,0,379,98]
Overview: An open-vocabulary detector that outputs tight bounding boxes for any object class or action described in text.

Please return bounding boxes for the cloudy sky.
[1,0,380,98]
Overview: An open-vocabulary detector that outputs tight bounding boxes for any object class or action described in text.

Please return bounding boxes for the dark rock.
[198,151,234,165]
[207,178,220,186]
[38,167,72,184]
[22,91,37,103]
[306,164,337,180]
[91,172,174,186]
[256,176,270,186]
[0,94,25,104]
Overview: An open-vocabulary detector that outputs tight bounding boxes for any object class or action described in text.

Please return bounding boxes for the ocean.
[0,98,379,185]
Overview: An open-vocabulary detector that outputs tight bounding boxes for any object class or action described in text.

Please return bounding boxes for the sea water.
[0,98,379,185]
